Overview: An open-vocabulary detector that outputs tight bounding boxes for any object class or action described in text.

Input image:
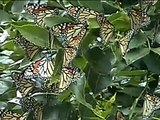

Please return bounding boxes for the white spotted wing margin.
[143,94,160,119]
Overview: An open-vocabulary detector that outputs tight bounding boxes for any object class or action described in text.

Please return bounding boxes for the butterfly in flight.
[25,2,59,27]
[116,111,125,120]
[66,6,100,23]
[129,9,150,32]
[143,94,160,118]
[52,22,87,49]
[22,52,57,82]
[14,36,42,60]
[96,15,114,44]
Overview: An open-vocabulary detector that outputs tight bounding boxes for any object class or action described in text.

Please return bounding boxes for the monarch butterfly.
[23,53,56,81]
[0,110,26,120]
[116,111,125,120]
[96,15,114,44]
[143,94,160,118]
[20,97,38,111]
[119,30,134,56]
[66,6,100,23]
[63,47,77,66]
[11,72,36,97]
[14,36,41,60]
[52,22,87,48]
[129,9,150,31]
[34,104,43,120]
[142,0,158,5]
[51,66,81,93]
[25,3,59,27]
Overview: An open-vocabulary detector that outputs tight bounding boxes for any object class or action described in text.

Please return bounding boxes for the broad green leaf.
[67,0,79,6]
[78,0,103,13]
[11,1,27,13]
[13,24,49,47]
[151,47,160,56]
[102,1,119,14]
[0,81,11,94]
[108,11,130,31]
[81,29,99,51]
[0,56,14,64]
[44,16,75,27]
[85,47,112,74]
[0,10,11,25]
[129,32,148,49]
[48,0,64,9]
[87,67,112,94]
[117,70,147,77]
[124,47,150,65]
[143,52,160,74]
[73,55,88,70]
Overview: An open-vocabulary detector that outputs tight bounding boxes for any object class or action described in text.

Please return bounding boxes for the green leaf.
[108,11,130,31]
[102,1,119,14]
[81,29,99,51]
[0,10,11,25]
[13,24,49,47]
[117,70,147,77]
[48,0,64,9]
[151,47,160,56]
[129,32,148,49]
[85,47,112,74]
[0,81,11,94]
[44,16,75,27]
[78,0,103,13]
[124,47,150,65]
[143,52,160,74]
[11,1,27,13]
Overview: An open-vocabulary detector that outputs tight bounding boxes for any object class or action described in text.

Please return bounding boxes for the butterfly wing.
[97,15,114,44]
[51,66,81,93]
[66,6,99,23]
[34,104,43,120]
[25,3,59,27]
[0,110,26,120]
[52,23,87,48]
[116,111,125,120]
[14,37,41,60]
[119,30,134,56]
[142,0,158,5]
[12,72,36,97]
[130,9,150,31]
[143,94,160,118]
[23,53,56,81]
[63,47,77,66]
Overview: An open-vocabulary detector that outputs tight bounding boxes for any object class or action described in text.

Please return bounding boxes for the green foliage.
[0,0,160,120]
